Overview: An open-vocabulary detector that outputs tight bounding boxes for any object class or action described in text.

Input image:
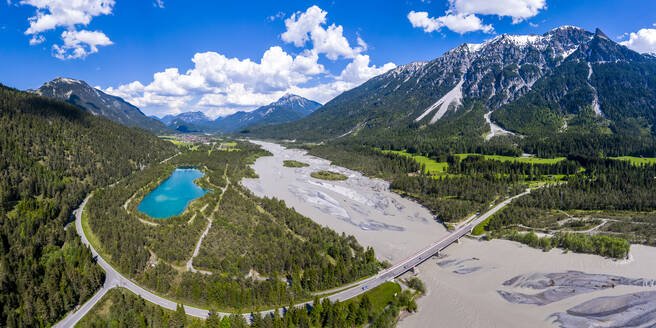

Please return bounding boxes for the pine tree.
[206,309,221,328]
[170,304,186,328]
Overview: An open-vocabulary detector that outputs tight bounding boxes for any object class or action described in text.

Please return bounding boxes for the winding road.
[55,182,530,327]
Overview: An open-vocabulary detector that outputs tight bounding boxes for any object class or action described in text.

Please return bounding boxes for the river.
[243,141,656,328]
[241,140,449,263]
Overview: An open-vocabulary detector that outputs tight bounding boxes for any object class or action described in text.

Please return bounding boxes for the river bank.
[244,140,656,328]
[242,140,449,263]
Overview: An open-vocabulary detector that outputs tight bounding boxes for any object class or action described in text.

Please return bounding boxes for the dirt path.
[186,165,229,274]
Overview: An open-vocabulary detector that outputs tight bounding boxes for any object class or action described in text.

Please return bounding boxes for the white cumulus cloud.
[408,11,492,34]
[281,5,327,47]
[620,28,656,54]
[408,0,546,34]
[268,11,285,22]
[21,0,115,34]
[104,5,394,118]
[338,54,396,84]
[450,0,546,24]
[20,0,115,59]
[29,34,45,45]
[282,5,364,60]
[52,30,113,59]
[105,46,326,117]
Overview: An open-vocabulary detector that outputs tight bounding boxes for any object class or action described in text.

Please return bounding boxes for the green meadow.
[382,150,566,177]
[381,150,448,175]
[611,156,656,166]
[455,153,566,164]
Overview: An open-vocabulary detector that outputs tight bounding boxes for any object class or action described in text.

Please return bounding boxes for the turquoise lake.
[138,168,208,219]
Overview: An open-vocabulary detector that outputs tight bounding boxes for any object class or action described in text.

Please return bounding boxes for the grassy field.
[611,156,656,166]
[381,150,566,177]
[381,150,448,175]
[456,153,566,164]
[472,217,490,236]
[344,282,401,314]
[165,139,192,147]
[311,170,348,180]
[283,160,310,168]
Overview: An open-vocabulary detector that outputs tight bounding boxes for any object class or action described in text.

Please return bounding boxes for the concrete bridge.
[328,189,530,302]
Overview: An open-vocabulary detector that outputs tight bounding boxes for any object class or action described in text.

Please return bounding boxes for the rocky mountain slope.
[32,77,170,134]
[248,26,656,147]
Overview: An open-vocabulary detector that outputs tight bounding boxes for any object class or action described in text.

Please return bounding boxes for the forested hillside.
[0,84,177,327]
[85,141,381,310]
[33,77,170,134]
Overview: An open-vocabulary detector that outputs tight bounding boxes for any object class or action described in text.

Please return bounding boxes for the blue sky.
[2,0,656,118]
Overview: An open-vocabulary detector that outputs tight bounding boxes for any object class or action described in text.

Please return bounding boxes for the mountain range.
[29,78,321,135]
[27,25,656,157]
[246,26,656,154]
[156,94,322,133]
[31,77,170,134]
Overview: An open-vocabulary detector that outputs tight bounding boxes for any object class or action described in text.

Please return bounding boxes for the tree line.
[78,285,419,328]
[507,231,630,259]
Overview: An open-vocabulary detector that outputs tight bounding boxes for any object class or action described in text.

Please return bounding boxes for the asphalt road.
[54,194,220,328]
[55,189,530,326]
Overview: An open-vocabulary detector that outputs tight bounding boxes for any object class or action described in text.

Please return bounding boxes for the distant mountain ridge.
[214,94,321,132]
[156,94,321,133]
[246,26,656,146]
[32,77,170,134]
[160,111,211,126]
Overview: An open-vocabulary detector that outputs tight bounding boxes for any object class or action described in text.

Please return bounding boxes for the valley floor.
[245,141,656,328]
[242,140,449,264]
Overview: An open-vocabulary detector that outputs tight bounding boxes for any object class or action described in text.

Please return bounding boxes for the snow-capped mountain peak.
[249,25,656,140]
[272,93,314,107]
[465,43,484,52]
[52,77,83,85]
